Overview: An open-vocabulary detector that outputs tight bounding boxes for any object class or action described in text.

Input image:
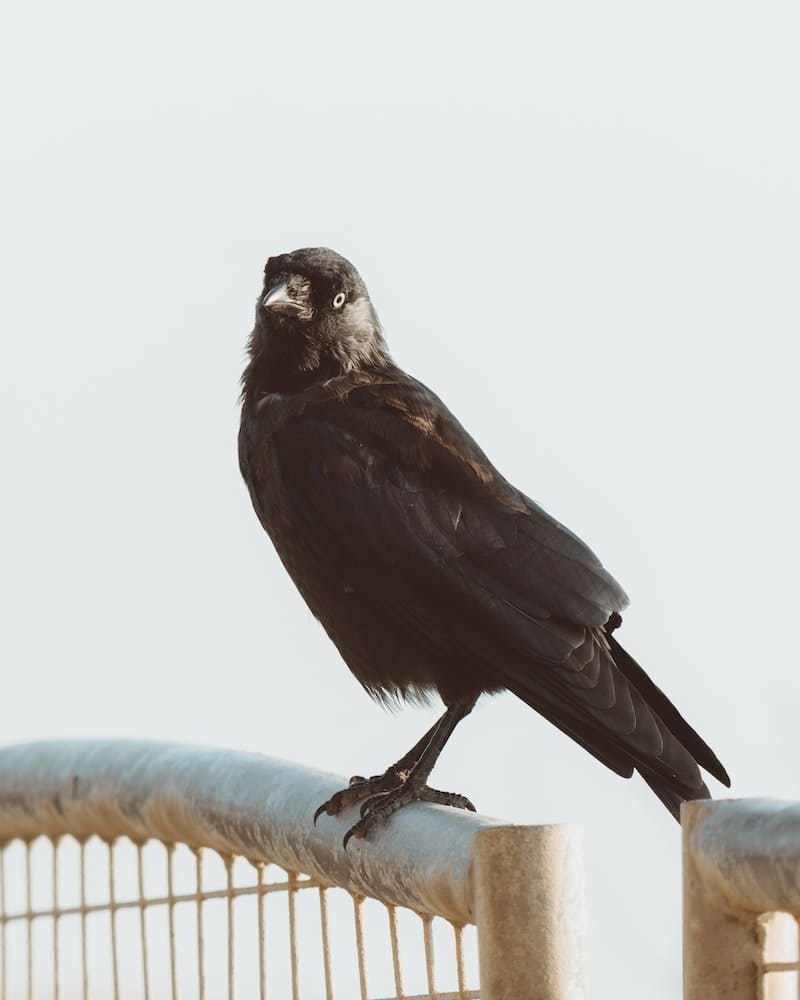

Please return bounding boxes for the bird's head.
[245,247,391,393]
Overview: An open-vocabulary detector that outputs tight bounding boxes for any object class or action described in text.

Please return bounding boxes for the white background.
[2,1,798,995]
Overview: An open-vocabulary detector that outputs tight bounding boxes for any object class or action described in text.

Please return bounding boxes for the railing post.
[682,801,759,1000]
[472,824,586,1000]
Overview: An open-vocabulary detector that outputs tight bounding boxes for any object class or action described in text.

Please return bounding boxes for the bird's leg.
[344,694,478,846]
[314,714,449,824]
[315,695,479,847]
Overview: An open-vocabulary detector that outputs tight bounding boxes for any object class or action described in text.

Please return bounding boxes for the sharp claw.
[316,769,475,842]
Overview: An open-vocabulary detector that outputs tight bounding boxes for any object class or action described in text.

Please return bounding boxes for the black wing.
[255,371,727,810]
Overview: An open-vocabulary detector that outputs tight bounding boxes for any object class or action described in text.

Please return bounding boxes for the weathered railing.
[683,799,800,1000]
[0,740,586,1000]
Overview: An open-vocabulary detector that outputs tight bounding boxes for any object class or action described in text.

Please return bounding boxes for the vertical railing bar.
[25,841,32,1000]
[196,850,206,1000]
[0,845,6,1000]
[387,905,404,999]
[226,855,235,1000]
[288,871,300,1000]
[79,840,89,1000]
[421,914,437,999]
[452,923,467,999]
[257,865,267,1000]
[318,887,334,1000]
[137,843,151,1000]
[108,841,120,1000]
[352,894,368,1000]
[52,839,60,1000]
[167,845,178,1000]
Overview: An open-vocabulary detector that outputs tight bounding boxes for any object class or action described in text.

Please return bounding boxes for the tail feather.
[606,632,730,788]
[506,625,728,822]
[637,765,711,822]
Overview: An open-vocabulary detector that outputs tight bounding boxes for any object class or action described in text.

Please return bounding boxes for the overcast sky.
[2,1,799,996]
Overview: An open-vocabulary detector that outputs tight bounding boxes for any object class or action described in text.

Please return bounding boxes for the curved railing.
[0,739,586,1000]
[683,799,800,1000]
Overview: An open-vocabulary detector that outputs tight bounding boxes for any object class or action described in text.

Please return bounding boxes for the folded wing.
[266,374,727,813]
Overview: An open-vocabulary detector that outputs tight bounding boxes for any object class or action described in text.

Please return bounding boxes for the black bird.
[239,247,729,845]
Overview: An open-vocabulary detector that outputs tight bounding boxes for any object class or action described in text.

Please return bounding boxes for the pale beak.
[262,281,301,313]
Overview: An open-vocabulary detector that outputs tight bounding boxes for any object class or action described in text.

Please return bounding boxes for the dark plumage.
[239,247,729,843]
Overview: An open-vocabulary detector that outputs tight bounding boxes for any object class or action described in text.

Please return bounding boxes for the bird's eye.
[332,291,346,310]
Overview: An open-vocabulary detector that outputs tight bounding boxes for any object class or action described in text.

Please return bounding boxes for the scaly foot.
[315,769,475,849]
[314,770,406,824]
[344,782,475,848]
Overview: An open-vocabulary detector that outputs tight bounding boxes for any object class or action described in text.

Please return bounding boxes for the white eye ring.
[332,291,346,309]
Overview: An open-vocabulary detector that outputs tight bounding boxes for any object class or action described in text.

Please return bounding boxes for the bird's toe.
[341,779,477,848]
[315,771,404,824]
[418,787,477,811]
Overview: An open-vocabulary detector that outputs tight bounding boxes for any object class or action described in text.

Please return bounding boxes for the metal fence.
[0,741,586,1000]
[683,799,800,1000]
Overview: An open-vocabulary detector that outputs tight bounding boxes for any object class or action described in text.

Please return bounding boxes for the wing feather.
[259,374,715,801]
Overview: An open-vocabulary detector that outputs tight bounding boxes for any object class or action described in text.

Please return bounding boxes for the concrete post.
[472,824,586,1000]
[683,801,760,1000]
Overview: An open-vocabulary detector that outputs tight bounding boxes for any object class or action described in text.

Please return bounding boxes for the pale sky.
[2,2,799,996]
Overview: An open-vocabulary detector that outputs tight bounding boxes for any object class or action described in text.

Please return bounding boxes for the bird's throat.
[242,329,352,397]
